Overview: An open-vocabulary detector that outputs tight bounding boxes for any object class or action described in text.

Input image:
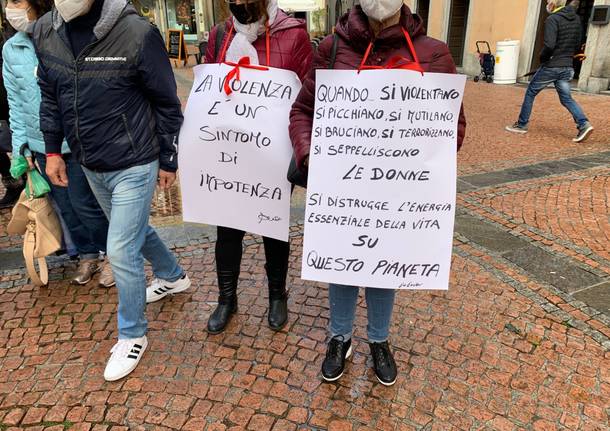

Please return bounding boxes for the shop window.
[166,0,198,41]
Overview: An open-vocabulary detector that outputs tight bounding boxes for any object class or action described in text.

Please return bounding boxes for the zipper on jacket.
[72,37,112,165]
[121,114,137,154]
[57,4,130,166]
[73,68,83,164]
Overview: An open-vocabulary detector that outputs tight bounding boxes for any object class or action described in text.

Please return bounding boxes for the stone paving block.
[503,246,602,293]
[573,282,610,318]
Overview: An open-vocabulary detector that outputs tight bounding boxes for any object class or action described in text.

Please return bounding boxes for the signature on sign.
[258,212,281,224]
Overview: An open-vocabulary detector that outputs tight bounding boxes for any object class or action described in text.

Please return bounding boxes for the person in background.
[289,0,466,386]
[505,0,593,142]
[2,0,113,287]
[0,22,23,209]
[34,0,190,381]
[186,0,312,335]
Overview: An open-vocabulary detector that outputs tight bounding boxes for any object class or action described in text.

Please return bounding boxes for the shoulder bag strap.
[23,228,49,286]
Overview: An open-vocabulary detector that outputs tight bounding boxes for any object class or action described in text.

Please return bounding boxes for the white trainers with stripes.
[104,336,148,382]
[146,274,191,303]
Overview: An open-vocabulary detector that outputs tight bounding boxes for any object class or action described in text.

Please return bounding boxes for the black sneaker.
[573,122,594,143]
[505,122,528,134]
[369,341,397,386]
[321,335,352,382]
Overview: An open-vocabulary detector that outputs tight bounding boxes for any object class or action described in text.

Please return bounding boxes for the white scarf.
[226,0,278,65]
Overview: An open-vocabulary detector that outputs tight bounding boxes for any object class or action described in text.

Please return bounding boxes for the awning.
[278,0,319,12]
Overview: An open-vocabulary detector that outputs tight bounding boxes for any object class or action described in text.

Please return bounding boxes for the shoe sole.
[573,127,594,143]
[99,281,116,288]
[104,338,148,382]
[321,345,353,382]
[376,375,397,386]
[146,278,192,303]
[505,126,528,134]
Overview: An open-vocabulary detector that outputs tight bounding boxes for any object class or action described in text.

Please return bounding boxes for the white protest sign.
[302,69,466,290]
[179,64,301,241]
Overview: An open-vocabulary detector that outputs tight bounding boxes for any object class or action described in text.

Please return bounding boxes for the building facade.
[412,0,610,93]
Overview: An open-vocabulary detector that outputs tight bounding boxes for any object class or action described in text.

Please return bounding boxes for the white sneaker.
[146,274,191,303]
[103,336,148,382]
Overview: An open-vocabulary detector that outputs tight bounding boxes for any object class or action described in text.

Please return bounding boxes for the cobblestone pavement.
[0,68,609,430]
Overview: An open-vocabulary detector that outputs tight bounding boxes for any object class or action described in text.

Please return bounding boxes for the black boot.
[0,176,24,209]
[207,270,238,334]
[266,263,288,330]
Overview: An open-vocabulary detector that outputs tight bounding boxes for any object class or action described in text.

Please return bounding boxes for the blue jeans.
[83,160,183,339]
[329,284,396,343]
[35,153,108,260]
[517,66,588,129]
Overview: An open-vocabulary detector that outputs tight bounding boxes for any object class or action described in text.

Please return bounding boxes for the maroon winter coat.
[205,10,313,82]
[289,5,467,170]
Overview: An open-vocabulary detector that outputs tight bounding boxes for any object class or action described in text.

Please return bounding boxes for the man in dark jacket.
[33,0,191,381]
[506,0,593,142]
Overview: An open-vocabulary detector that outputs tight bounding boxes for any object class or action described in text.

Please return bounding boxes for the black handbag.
[0,120,11,153]
[287,33,339,189]
[287,155,307,188]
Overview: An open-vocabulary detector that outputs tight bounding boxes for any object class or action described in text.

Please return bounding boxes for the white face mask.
[360,0,403,23]
[6,7,31,32]
[55,0,95,23]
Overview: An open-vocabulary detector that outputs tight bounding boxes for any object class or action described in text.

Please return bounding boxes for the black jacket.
[33,0,183,172]
[540,5,582,68]
[0,32,9,121]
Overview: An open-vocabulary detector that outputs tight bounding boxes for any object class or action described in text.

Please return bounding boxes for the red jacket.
[205,10,313,82]
[289,6,467,170]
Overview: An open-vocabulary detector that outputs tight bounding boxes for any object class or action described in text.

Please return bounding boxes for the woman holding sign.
[289,1,466,385]
[201,0,312,333]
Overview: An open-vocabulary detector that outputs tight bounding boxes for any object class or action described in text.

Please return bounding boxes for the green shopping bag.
[10,147,51,199]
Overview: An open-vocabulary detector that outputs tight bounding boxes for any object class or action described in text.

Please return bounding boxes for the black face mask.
[229,1,263,24]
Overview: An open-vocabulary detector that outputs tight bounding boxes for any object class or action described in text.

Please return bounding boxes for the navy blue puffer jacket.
[33,0,183,172]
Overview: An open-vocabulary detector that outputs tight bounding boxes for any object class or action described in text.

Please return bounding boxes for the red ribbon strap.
[223,56,269,95]
[357,27,424,75]
[218,23,235,63]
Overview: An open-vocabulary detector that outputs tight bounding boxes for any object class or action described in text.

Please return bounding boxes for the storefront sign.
[167,29,186,62]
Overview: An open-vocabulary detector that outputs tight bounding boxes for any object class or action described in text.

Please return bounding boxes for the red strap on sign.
[218,23,272,96]
[265,24,271,66]
[358,27,424,74]
[223,56,269,95]
[218,23,235,63]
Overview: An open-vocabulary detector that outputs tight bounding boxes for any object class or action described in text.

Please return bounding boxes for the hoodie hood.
[270,9,307,34]
[335,4,425,53]
[52,0,133,40]
[555,5,577,21]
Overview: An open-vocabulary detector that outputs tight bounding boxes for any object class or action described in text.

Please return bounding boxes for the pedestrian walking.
[3,0,113,286]
[505,0,594,142]
[177,0,312,335]
[33,0,190,381]
[289,0,466,386]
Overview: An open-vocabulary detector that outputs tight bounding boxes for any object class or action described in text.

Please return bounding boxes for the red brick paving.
[0,67,609,430]
[477,167,610,261]
[456,82,610,175]
[459,166,610,274]
[0,232,609,429]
